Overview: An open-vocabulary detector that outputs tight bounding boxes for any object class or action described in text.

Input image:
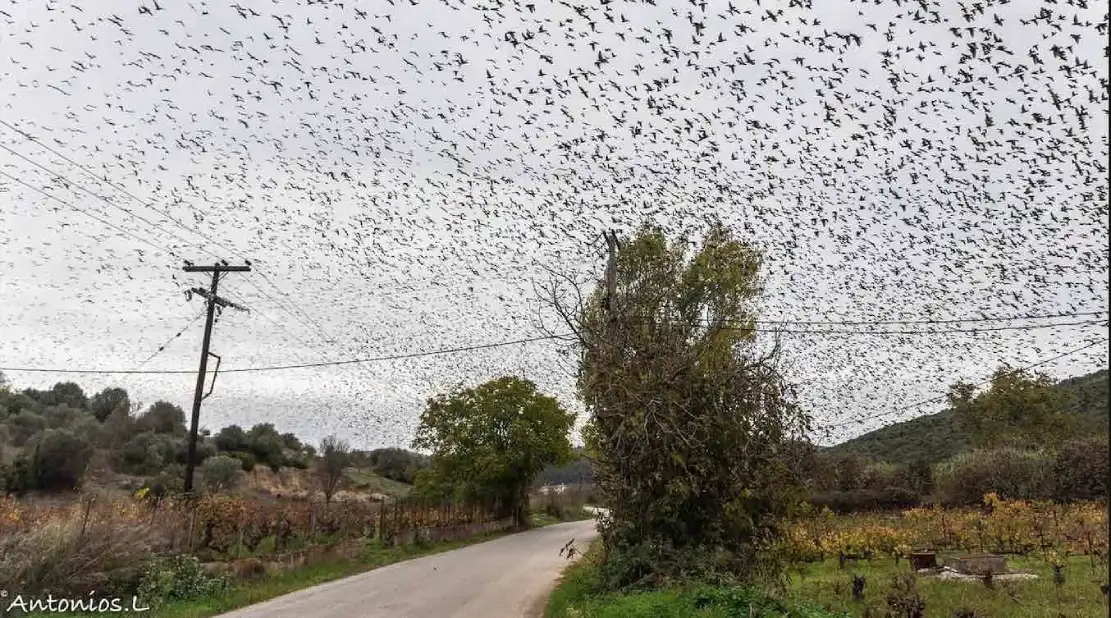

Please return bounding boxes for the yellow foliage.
[787,495,1108,566]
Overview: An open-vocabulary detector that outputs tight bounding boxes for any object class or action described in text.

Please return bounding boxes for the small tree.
[30,429,94,490]
[214,424,249,452]
[199,455,244,494]
[137,401,187,435]
[412,376,575,528]
[89,387,130,423]
[315,435,350,505]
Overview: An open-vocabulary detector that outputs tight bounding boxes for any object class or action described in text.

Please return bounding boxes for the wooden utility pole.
[182,262,251,495]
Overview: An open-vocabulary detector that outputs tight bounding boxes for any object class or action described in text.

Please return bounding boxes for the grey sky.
[1,0,1107,450]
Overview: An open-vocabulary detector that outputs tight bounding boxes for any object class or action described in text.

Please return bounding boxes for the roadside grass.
[784,553,1110,618]
[18,531,515,618]
[544,542,845,618]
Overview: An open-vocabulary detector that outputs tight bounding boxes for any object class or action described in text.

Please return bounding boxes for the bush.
[808,487,921,514]
[199,455,243,494]
[5,410,47,446]
[226,450,256,471]
[1,455,35,495]
[30,428,94,490]
[933,448,1053,506]
[137,553,229,607]
[141,470,184,500]
[1053,437,1109,501]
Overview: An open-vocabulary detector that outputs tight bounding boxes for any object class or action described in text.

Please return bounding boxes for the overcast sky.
[1,0,1107,451]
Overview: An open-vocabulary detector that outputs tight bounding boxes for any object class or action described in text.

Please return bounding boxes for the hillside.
[827,368,1109,466]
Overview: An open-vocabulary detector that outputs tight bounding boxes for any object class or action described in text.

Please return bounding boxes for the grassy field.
[544,542,845,618]
[341,468,414,498]
[785,554,1109,618]
[546,543,1110,618]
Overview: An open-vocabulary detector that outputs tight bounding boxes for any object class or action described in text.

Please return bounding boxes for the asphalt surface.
[214,514,602,618]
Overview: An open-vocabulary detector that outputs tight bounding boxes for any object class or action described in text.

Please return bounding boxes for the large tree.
[542,221,811,589]
[948,365,1077,449]
[411,376,575,528]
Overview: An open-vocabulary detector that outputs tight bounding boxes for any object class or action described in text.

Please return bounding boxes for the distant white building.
[538,483,567,495]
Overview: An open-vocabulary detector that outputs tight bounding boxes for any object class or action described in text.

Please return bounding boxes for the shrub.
[136,553,229,607]
[199,455,243,494]
[1053,437,1109,502]
[226,451,256,471]
[1,455,35,495]
[30,428,94,490]
[933,448,1053,506]
[141,471,184,500]
[5,410,47,446]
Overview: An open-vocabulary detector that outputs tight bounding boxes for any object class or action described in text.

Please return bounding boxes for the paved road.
[215,514,602,618]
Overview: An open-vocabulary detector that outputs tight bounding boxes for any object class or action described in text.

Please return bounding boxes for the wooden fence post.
[187,505,197,552]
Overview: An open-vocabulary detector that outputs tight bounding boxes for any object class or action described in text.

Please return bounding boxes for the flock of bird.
[0,0,1106,447]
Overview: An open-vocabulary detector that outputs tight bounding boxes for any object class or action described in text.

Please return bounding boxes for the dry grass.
[0,496,167,595]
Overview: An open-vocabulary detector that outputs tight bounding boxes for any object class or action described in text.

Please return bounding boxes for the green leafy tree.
[198,455,244,494]
[544,221,811,589]
[368,447,429,484]
[30,429,94,490]
[412,376,575,528]
[137,401,187,435]
[314,435,351,505]
[246,423,287,470]
[89,387,130,423]
[214,424,250,452]
[5,410,48,446]
[948,366,1077,449]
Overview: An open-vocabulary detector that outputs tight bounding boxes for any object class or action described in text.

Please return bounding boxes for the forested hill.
[825,368,1109,466]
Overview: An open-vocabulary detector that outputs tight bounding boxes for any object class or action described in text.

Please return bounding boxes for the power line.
[3,316,1106,376]
[134,309,206,369]
[816,337,1111,431]
[0,333,573,375]
[0,141,209,257]
[0,169,181,259]
[0,120,237,259]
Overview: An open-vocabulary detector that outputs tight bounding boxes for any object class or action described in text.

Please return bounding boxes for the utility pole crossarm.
[181,261,251,496]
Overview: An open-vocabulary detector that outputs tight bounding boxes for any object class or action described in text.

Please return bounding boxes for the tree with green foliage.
[214,424,249,452]
[246,423,287,470]
[29,429,94,490]
[137,401,187,435]
[543,221,811,589]
[948,366,1077,449]
[368,447,429,484]
[5,410,48,446]
[89,387,130,423]
[199,455,243,494]
[412,376,575,528]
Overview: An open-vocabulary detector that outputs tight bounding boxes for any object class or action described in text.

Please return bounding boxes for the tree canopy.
[554,221,811,589]
[411,376,575,527]
[948,365,1077,449]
